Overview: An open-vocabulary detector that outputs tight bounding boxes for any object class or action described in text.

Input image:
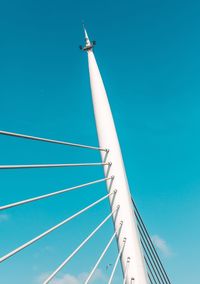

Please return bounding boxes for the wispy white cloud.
[38,273,79,284]
[36,268,106,284]
[151,235,172,257]
[0,214,9,222]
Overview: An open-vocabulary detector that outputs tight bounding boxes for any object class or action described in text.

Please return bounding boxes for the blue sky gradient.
[0,0,200,283]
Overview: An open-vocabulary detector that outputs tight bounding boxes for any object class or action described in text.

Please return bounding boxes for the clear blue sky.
[0,0,200,283]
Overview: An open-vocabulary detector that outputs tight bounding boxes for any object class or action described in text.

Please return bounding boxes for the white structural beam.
[0,162,109,170]
[108,238,126,284]
[43,206,119,284]
[0,177,113,211]
[84,221,123,284]
[0,191,115,263]
[83,28,148,283]
[0,130,106,151]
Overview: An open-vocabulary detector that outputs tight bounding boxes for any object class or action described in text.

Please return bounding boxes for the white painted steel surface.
[0,191,114,263]
[0,130,106,151]
[0,177,112,211]
[83,29,148,283]
[43,207,119,284]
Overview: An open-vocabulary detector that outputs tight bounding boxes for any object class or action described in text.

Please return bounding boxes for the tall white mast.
[82,27,148,284]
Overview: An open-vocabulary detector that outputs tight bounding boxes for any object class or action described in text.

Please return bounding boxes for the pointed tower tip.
[82,23,90,47]
[80,23,96,52]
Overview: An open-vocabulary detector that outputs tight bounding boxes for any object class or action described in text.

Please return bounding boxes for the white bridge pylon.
[82,27,148,283]
[0,27,171,284]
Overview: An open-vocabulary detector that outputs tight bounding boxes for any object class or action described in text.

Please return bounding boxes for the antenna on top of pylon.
[79,22,96,51]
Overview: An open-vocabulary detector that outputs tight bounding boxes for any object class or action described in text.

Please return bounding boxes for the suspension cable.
[132,198,171,284]
[0,162,109,170]
[137,218,168,284]
[148,272,154,284]
[43,206,119,284]
[0,191,115,263]
[84,221,123,284]
[140,238,161,284]
[108,238,126,284]
[138,225,166,284]
[122,257,130,284]
[0,130,107,151]
[144,255,158,284]
[0,177,113,211]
